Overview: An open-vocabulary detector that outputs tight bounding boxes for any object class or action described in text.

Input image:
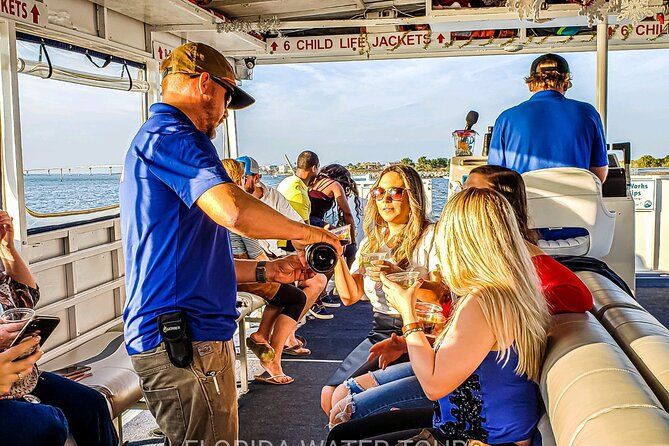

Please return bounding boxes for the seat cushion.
[236,292,266,321]
[590,288,644,320]
[541,313,669,446]
[601,307,669,410]
[41,332,142,419]
[535,412,556,446]
[538,237,589,257]
[576,271,642,319]
[576,271,627,294]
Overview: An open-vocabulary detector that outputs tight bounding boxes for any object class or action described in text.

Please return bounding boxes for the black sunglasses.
[371,187,407,201]
[212,77,234,107]
[191,74,233,106]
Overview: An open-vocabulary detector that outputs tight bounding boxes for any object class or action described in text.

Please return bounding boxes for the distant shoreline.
[263,168,450,178]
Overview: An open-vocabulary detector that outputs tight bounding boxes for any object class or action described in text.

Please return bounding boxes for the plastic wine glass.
[415,301,447,339]
[329,225,352,246]
[385,271,421,289]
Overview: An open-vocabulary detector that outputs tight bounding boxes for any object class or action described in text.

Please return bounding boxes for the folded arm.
[403,294,495,401]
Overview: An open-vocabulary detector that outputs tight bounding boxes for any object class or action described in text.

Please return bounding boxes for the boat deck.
[123,280,669,446]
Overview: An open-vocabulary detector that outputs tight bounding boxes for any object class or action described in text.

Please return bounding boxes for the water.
[25,174,122,214]
[23,173,449,222]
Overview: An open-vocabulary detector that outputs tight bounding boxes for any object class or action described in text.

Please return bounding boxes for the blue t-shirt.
[120,103,238,355]
[488,90,607,174]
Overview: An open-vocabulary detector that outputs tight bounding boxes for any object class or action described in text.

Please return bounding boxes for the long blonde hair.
[362,165,429,269]
[435,188,550,382]
[222,158,244,185]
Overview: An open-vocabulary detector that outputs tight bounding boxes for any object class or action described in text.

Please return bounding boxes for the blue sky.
[16,44,669,169]
[236,49,669,167]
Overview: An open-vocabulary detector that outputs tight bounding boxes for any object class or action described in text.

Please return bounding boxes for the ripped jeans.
[335,362,433,424]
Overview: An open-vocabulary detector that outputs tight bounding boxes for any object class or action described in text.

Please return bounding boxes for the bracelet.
[402,322,423,335]
[404,327,424,337]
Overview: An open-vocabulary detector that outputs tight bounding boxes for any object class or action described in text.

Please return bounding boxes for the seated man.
[488,53,608,184]
[237,156,302,258]
[238,155,331,320]
[223,159,309,384]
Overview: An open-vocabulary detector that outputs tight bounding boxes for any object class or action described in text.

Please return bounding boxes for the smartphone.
[9,315,60,349]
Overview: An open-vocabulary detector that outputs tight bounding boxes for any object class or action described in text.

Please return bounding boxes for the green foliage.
[347,157,450,172]
[416,156,449,170]
[631,155,669,168]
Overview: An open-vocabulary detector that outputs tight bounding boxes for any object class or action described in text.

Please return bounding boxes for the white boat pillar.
[596,18,609,134]
[0,20,28,250]
[225,111,239,159]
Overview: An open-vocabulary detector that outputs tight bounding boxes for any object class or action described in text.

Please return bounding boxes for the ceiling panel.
[206,0,423,20]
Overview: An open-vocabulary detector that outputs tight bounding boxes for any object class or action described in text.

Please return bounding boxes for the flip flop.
[295,335,307,348]
[283,344,311,357]
[245,337,275,363]
[254,371,294,385]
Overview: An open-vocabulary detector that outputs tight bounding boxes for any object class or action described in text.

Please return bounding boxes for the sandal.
[283,344,311,356]
[295,335,307,348]
[246,337,275,363]
[254,371,294,385]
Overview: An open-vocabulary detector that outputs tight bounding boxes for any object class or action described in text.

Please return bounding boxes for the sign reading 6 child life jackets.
[0,0,48,27]
[611,21,669,40]
[630,179,656,211]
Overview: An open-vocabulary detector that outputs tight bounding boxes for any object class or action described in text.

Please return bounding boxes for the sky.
[236,49,669,167]
[16,42,669,170]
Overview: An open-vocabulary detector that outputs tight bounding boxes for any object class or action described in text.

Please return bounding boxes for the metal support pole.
[596,18,608,135]
[0,20,29,252]
[144,59,161,119]
[225,111,239,159]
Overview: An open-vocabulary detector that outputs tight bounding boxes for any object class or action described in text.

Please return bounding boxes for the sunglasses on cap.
[371,187,407,201]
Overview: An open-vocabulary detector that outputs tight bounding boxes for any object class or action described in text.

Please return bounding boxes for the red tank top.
[440,254,593,316]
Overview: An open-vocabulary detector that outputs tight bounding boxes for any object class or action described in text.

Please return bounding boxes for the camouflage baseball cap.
[161,42,255,110]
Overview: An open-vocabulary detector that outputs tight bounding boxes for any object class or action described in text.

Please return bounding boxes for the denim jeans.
[0,371,118,446]
[344,361,432,420]
[326,313,405,386]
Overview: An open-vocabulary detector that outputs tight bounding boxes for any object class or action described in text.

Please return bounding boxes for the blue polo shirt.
[488,90,607,174]
[120,103,237,355]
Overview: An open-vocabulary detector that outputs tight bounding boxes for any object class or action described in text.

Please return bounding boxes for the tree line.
[400,157,450,170]
[631,155,669,168]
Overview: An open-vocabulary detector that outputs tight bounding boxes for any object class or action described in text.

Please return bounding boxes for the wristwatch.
[255,261,267,283]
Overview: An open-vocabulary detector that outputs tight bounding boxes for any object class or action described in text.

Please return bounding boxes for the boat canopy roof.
[7,0,667,70]
[136,0,669,66]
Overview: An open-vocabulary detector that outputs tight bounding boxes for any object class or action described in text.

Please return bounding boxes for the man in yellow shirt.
[277,151,320,222]
[278,151,334,320]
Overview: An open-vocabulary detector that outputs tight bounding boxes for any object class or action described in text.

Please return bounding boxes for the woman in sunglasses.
[320,165,444,415]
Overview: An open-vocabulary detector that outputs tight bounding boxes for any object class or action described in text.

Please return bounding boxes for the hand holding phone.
[0,337,41,394]
[0,322,25,350]
[9,316,60,359]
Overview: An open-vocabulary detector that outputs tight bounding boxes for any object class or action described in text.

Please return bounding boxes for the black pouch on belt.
[157,311,193,368]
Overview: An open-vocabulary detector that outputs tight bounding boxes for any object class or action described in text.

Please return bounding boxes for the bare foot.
[260,358,293,384]
[285,333,298,348]
[250,331,269,345]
